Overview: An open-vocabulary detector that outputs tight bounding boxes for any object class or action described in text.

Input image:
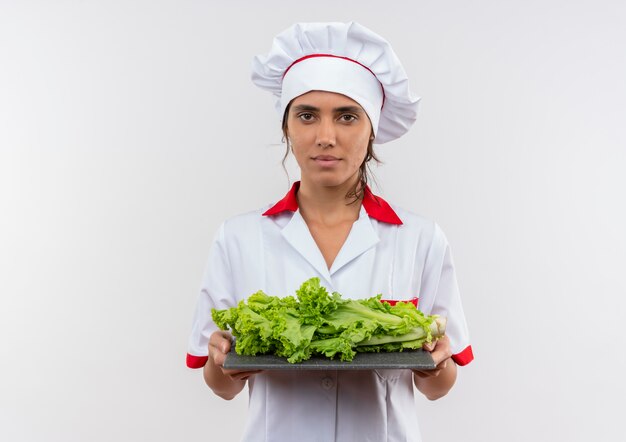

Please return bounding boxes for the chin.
[307,174,358,189]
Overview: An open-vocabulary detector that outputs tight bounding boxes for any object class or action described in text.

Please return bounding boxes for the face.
[285,90,372,189]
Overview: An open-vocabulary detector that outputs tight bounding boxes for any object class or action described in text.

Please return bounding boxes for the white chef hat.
[251,22,420,144]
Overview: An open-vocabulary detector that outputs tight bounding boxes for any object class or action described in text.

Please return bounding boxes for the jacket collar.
[262,181,402,225]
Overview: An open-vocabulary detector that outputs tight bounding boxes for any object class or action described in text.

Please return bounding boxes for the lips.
[312,155,341,167]
[313,155,340,161]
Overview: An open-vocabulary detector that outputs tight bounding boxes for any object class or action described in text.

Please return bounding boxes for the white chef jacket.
[187,182,473,442]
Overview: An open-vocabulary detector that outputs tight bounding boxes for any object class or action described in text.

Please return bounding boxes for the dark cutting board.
[223,349,436,370]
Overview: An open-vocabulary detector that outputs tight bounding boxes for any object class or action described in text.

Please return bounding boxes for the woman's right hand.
[208,330,262,382]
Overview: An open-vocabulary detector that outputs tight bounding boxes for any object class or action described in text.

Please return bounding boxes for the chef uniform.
[187,22,474,442]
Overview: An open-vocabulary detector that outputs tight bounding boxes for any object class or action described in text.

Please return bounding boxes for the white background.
[1,1,625,441]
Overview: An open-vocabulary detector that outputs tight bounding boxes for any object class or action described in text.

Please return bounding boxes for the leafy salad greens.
[212,277,446,363]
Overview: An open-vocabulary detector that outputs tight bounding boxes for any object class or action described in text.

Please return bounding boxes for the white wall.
[1,1,625,441]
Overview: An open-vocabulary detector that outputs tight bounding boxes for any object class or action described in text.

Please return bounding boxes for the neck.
[297,176,363,225]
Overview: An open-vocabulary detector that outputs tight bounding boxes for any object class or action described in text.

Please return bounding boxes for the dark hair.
[281,102,381,203]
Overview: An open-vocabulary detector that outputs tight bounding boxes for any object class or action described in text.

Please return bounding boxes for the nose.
[315,118,336,148]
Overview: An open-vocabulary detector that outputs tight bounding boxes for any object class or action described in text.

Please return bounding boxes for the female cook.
[187,22,474,442]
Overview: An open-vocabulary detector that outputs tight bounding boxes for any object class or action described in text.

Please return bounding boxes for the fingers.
[208,331,263,382]
[430,349,452,367]
[412,357,448,378]
[223,369,263,381]
[208,330,233,367]
[210,330,233,353]
[423,341,436,352]
[413,368,442,378]
[422,335,452,363]
[415,335,452,377]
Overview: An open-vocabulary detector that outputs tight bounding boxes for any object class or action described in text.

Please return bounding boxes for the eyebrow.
[292,104,364,114]
[335,106,364,114]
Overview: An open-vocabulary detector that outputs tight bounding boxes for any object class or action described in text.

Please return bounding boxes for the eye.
[298,113,315,122]
[339,114,357,123]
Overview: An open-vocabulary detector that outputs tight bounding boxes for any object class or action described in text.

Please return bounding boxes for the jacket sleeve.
[418,223,474,366]
[186,222,237,369]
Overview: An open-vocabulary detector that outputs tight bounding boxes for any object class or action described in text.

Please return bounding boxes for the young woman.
[187,22,473,442]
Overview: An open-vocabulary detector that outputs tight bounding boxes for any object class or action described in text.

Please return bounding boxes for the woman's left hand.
[412,334,453,378]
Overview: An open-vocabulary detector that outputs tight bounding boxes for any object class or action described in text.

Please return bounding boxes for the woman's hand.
[412,335,457,400]
[208,330,233,367]
[209,330,263,381]
[412,335,453,378]
[204,330,262,399]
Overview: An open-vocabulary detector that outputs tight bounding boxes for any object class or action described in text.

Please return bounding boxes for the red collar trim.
[263,182,301,215]
[362,186,403,225]
[262,181,403,225]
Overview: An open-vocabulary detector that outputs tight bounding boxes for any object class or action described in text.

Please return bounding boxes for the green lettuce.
[211,277,444,363]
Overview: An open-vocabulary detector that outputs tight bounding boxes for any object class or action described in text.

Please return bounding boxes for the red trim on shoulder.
[452,345,474,366]
[380,297,418,307]
[186,353,209,369]
[262,181,403,225]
